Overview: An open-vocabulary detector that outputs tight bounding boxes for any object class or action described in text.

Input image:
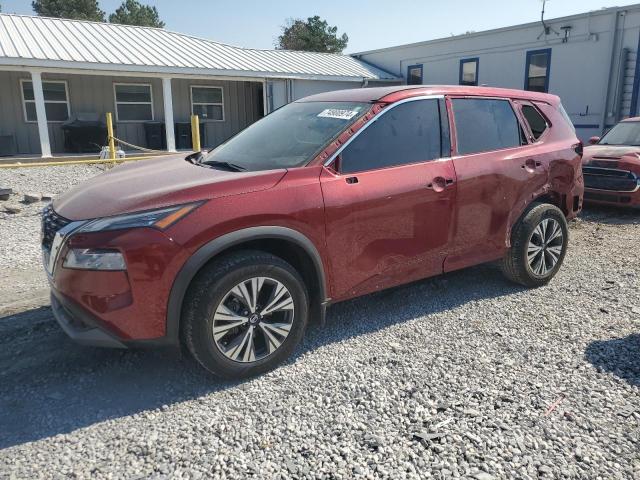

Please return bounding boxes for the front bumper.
[583,187,640,207]
[45,226,190,347]
[51,290,127,348]
[582,165,640,207]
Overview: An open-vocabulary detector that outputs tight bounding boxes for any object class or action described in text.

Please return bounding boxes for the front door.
[320,98,456,301]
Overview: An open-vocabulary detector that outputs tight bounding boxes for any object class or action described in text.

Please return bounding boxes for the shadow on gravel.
[579,205,640,226]
[0,263,523,449]
[584,334,640,387]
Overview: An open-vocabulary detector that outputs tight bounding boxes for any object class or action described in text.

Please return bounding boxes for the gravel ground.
[0,164,106,271]
[0,165,639,479]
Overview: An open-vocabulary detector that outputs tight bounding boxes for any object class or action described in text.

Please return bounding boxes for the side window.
[340,99,441,174]
[452,98,522,155]
[521,104,548,140]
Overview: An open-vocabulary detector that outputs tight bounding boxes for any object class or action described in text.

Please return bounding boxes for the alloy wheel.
[212,276,295,363]
[527,218,564,276]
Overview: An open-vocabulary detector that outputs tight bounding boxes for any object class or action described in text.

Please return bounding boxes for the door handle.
[522,159,542,170]
[426,176,454,192]
[345,176,359,184]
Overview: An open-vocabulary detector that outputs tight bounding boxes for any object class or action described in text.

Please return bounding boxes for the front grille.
[582,166,639,192]
[41,204,71,252]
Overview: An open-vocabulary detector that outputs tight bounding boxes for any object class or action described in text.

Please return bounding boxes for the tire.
[501,203,569,287]
[181,250,309,379]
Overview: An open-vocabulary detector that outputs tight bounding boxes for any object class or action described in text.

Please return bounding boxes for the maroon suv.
[582,117,640,207]
[44,86,583,378]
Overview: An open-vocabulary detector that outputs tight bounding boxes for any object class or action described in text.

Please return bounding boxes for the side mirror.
[588,136,600,145]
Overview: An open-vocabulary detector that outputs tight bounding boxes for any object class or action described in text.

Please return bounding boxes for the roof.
[351,3,640,56]
[0,14,398,82]
[298,85,560,104]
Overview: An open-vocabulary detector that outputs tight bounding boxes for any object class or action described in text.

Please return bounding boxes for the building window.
[114,83,154,122]
[21,80,70,122]
[525,49,551,93]
[407,64,423,85]
[459,58,479,86]
[190,86,224,121]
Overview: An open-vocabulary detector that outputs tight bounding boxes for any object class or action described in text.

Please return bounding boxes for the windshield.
[599,121,640,146]
[201,101,370,171]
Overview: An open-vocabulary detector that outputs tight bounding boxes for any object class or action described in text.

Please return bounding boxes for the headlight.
[78,202,201,233]
[63,248,126,271]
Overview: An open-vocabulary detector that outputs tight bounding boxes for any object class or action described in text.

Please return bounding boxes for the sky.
[0,0,634,53]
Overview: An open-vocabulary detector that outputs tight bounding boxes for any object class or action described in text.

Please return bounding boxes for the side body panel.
[445,96,583,273]
[52,166,329,341]
[320,159,456,301]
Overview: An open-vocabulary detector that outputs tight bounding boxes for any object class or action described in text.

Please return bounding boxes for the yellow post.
[191,114,201,152]
[106,112,116,161]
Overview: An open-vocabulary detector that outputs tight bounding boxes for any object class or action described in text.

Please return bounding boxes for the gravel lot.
[0,165,639,479]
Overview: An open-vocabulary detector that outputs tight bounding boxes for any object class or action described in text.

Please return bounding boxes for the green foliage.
[108,0,165,28]
[32,0,105,21]
[276,16,348,54]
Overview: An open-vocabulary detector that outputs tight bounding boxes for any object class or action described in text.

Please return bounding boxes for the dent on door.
[320,159,456,301]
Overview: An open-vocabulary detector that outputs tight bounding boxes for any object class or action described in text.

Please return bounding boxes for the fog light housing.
[63,248,126,271]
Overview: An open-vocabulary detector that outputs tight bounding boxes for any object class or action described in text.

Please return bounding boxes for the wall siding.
[356,6,640,141]
[171,78,262,149]
[0,72,262,155]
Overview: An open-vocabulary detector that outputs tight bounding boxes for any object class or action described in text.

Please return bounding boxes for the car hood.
[582,145,640,162]
[54,154,287,221]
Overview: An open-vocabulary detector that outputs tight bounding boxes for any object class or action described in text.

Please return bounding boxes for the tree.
[276,16,348,54]
[108,0,165,28]
[32,0,105,21]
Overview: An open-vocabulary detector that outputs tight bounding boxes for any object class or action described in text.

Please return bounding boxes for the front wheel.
[182,251,309,378]
[501,203,569,287]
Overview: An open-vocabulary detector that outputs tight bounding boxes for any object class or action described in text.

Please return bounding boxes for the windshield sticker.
[318,109,359,120]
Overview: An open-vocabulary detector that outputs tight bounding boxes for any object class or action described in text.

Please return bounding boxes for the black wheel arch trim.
[165,226,329,345]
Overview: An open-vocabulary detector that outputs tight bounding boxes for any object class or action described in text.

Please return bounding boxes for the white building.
[352,3,640,141]
[0,14,397,157]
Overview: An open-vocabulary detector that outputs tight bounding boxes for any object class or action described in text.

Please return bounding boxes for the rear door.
[320,97,456,300]
[445,96,548,272]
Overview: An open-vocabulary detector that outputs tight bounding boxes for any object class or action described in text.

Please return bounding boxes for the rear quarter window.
[522,104,549,140]
[452,98,522,155]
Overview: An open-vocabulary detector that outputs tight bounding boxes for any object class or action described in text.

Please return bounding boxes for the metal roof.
[0,14,397,82]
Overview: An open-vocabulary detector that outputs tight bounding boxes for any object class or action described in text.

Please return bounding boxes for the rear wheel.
[182,251,309,378]
[501,203,568,287]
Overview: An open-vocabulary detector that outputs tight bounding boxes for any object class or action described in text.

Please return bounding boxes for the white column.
[162,77,176,152]
[263,79,269,115]
[30,71,52,158]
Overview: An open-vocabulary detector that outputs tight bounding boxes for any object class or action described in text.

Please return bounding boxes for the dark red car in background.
[582,117,640,207]
[43,85,583,378]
